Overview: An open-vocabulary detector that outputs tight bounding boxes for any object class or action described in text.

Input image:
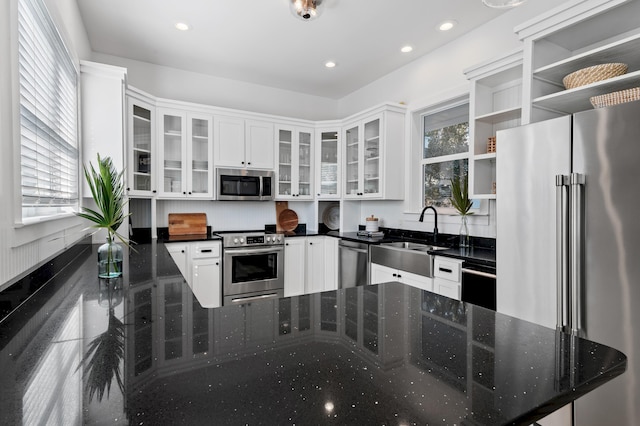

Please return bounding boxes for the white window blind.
[18,0,79,221]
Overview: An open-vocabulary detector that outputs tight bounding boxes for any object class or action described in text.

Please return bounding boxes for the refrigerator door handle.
[570,173,585,336]
[556,174,570,332]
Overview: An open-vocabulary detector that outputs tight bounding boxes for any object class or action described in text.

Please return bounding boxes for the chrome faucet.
[419,206,438,241]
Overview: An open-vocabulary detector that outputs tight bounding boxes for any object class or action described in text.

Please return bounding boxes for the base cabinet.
[284,236,338,297]
[432,256,463,301]
[370,263,433,292]
[165,242,222,308]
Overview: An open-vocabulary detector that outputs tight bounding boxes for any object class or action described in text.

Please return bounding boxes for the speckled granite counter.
[0,242,625,425]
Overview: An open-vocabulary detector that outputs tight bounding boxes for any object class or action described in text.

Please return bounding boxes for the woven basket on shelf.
[487,136,496,153]
[590,87,640,108]
[562,63,628,89]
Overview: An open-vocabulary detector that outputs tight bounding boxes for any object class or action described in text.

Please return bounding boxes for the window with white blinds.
[18,0,79,222]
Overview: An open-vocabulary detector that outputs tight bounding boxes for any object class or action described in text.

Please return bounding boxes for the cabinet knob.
[248,162,251,165]
[397,274,402,278]
[152,190,157,193]
[181,250,185,253]
[317,193,320,196]
[392,273,397,277]
[241,161,245,165]
[126,187,130,191]
[183,191,186,195]
[216,262,219,266]
[309,242,313,245]
[285,243,289,246]
[188,191,192,195]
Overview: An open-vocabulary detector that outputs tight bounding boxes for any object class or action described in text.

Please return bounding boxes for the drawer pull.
[200,249,213,253]
[439,267,453,273]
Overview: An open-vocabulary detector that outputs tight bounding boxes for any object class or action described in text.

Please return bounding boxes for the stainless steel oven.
[220,232,284,305]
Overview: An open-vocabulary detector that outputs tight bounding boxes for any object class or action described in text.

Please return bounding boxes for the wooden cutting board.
[168,213,207,236]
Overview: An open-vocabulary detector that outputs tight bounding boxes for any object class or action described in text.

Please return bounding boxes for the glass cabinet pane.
[363,118,380,195]
[132,105,152,192]
[320,131,338,196]
[190,117,209,195]
[278,129,292,196]
[298,130,311,197]
[345,125,359,196]
[162,114,183,194]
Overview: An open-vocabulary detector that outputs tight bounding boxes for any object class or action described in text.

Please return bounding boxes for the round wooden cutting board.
[278,209,298,232]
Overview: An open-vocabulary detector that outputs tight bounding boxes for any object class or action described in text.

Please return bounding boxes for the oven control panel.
[221,233,283,247]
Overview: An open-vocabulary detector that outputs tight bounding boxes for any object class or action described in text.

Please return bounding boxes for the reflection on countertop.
[0,241,625,425]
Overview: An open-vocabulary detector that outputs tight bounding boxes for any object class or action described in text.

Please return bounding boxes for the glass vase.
[459,215,470,248]
[98,235,123,278]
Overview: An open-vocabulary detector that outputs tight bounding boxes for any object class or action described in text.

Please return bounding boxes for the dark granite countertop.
[0,242,625,425]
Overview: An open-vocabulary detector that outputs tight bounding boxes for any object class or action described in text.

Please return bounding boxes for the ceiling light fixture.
[290,0,324,21]
[325,61,336,68]
[482,0,527,8]
[401,46,413,53]
[175,22,190,31]
[438,20,457,31]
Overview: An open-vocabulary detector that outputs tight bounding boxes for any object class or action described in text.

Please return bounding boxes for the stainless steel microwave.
[216,168,275,201]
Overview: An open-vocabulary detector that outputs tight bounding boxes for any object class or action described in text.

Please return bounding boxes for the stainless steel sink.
[382,241,449,252]
[370,242,449,278]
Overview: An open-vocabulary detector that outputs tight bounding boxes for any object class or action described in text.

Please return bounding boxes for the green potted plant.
[76,154,131,278]
[450,175,473,248]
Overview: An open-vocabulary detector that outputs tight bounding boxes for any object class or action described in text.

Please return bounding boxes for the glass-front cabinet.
[343,114,382,199]
[276,126,313,200]
[127,97,155,196]
[316,129,340,198]
[157,108,213,198]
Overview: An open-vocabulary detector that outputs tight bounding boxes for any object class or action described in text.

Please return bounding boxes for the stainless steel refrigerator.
[496,100,639,425]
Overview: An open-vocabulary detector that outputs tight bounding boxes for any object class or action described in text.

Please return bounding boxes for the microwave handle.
[259,175,263,197]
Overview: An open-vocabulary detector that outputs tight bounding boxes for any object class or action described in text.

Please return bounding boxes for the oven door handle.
[228,293,281,304]
[461,268,496,279]
[225,246,284,255]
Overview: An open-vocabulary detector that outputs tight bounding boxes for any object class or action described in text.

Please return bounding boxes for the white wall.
[92,53,340,121]
[0,0,92,290]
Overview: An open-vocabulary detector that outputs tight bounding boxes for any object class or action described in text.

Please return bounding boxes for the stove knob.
[233,238,239,244]
[266,236,272,242]
[276,236,282,243]
[240,238,245,244]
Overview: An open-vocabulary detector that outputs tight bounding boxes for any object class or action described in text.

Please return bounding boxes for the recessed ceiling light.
[401,46,413,53]
[175,22,191,31]
[438,20,457,31]
[325,61,336,68]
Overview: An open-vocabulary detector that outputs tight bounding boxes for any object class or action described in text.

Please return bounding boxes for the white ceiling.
[76,0,506,99]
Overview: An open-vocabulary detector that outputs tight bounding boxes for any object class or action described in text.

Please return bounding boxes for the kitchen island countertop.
[0,241,625,425]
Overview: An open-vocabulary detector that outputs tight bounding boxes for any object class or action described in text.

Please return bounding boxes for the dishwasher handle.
[461,267,496,279]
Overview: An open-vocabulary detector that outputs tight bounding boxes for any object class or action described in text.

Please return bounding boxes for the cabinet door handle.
[397,274,402,278]
[200,249,213,253]
[439,267,453,273]
[248,162,251,165]
[152,190,157,193]
[392,273,397,277]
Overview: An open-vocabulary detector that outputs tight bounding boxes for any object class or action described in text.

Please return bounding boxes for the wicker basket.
[562,63,628,89]
[487,136,496,153]
[590,87,640,108]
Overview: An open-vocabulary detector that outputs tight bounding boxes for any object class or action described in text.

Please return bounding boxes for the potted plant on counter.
[76,154,131,278]
[450,175,473,248]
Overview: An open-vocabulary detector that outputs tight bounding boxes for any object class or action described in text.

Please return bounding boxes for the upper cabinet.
[342,104,405,200]
[276,126,314,199]
[157,107,213,198]
[214,117,275,170]
[315,128,341,199]
[127,91,156,197]
[465,49,523,199]
[518,0,640,123]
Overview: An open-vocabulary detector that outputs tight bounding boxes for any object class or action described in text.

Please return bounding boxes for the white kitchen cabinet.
[432,256,463,301]
[126,91,156,196]
[284,237,306,297]
[370,263,433,292]
[517,0,640,123]
[284,236,338,296]
[342,104,405,200]
[464,49,523,199]
[165,241,222,308]
[315,128,341,199]
[157,108,213,198]
[214,116,275,170]
[276,125,314,199]
[306,236,338,294]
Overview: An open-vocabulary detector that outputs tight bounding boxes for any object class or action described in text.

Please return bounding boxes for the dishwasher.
[461,260,496,310]
[338,240,369,287]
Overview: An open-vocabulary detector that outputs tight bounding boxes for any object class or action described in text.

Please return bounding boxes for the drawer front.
[192,241,221,258]
[433,256,462,283]
[434,278,461,300]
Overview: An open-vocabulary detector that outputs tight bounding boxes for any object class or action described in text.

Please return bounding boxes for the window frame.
[13,0,81,226]
[419,98,486,216]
